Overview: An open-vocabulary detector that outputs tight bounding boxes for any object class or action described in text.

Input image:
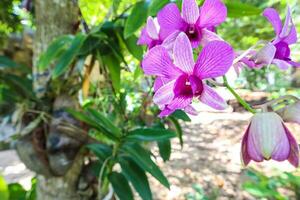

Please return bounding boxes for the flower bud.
[241,112,299,167]
[277,101,300,124]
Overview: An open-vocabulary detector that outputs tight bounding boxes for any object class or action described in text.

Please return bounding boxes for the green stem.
[223,76,256,114]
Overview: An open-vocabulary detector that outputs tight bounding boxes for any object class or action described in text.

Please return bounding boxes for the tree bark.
[32,1,92,200]
[33,0,78,98]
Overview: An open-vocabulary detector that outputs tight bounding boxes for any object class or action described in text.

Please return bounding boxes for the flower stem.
[222,76,256,114]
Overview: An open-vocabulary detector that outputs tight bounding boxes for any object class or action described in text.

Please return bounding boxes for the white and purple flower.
[142,33,234,117]
[240,7,300,70]
[156,0,226,48]
[241,112,299,167]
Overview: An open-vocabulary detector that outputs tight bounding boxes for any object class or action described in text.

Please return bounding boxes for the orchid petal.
[284,25,297,45]
[189,75,203,95]
[184,105,198,115]
[200,28,223,46]
[153,77,163,92]
[271,123,290,161]
[159,107,175,117]
[254,43,276,67]
[198,0,227,27]
[182,0,200,24]
[153,80,176,107]
[194,41,234,79]
[199,85,227,110]
[280,7,292,39]
[263,8,282,36]
[272,59,291,70]
[161,31,180,54]
[137,27,152,45]
[174,33,195,74]
[241,125,252,166]
[287,60,300,68]
[284,125,300,167]
[146,17,159,40]
[142,46,182,78]
[168,95,193,110]
[157,3,186,39]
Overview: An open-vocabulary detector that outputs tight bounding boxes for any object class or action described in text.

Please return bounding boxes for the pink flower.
[241,112,299,167]
[157,0,227,48]
[142,33,234,117]
[240,7,300,70]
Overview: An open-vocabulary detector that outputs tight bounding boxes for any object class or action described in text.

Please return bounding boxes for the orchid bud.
[241,112,299,167]
[277,101,300,124]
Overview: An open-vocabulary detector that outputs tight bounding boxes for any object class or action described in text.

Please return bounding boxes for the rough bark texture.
[32,1,91,200]
[33,0,78,98]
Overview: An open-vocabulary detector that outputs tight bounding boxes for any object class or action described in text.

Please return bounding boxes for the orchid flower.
[240,7,300,70]
[142,33,234,117]
[157,0,227,48]
[138,16,182,52]
[241,112,299,167]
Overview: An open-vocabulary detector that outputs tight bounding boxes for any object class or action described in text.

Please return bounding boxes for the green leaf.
[149,0,169,16]
[52,34,86,78]
[1,74,33,99]
[224,0,262,18]
[157,139,171,162]
[38,35,73,70]
[119,158,152,200]
[86,108,121,137]
[8,183,26,200]
[124,35,143,60]
[108,172,134,200]
[86,143,112,161]
[168,117,183,147]
[124,1,149,38]
[102,54,121,93]
[0,175,9,200]
[126,128,176,142]
[124,144,170,188]
[170,110,191,122]
[66,108,118,141]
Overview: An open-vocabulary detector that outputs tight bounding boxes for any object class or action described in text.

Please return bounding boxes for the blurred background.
[1,0,300,199]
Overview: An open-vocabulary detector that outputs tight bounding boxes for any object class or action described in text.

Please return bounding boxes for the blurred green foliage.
[243,169,300,200]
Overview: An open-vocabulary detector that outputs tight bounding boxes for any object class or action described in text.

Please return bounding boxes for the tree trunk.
[32,1,91,200]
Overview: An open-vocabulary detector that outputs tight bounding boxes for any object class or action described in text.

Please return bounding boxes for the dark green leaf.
[225,0,262,18]
[102,54,121,93]
[124,1,149,38]
[119,158,152,200]
[86,143,112,161]
[52,34,86,78]
[126,128,176,141]
[149,0,169,16]
[38,35,73,70]
[109,172,134,200]
[0,56,30,74]
[157,139,171,162]
[66,108,118,141]
[124,144,170,188]
[124,35,143,60]
[168,117,183,147]
[1,74,33,99]
[86,108,121,137]
[170,110,191,122]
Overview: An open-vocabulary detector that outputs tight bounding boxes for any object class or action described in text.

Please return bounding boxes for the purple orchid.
[241,112,299,167]
[138,17,163,49]
[157,0,227,48]
[142,33,234,117]
[239,7,300,70]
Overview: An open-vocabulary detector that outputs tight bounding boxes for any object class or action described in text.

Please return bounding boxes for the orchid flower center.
[185,25,202,41]
[274,41,291,61]
[174,75,203,98]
